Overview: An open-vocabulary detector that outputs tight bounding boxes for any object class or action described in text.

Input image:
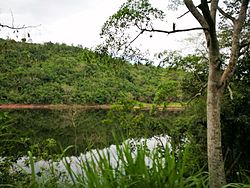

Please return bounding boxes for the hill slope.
[0,39,183,104]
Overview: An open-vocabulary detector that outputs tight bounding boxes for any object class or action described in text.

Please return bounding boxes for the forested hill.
[0,39,184,104]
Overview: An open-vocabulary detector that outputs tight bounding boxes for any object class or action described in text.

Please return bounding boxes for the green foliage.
[76,141,208,188]
[102,94,181,140]
[0,39,183,105]
[166,0,184,10]
[154,80,180,104]
[170,98,207,171]
[99,0,165,60]
[7,139,209,188]
[0,106,180,160]
[218,0,250,50]
[0,112,31,158]
[221,53,250,182]
[169,51,250,183]
[154,51,208,102]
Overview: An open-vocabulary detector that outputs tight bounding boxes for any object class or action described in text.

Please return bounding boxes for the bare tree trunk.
[207,63,226,187]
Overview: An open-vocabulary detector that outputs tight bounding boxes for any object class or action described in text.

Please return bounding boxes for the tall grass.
[6,137,249,187]
[14,137,208,188]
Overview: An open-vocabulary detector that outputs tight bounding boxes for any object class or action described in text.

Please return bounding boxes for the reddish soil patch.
[0,104,183,111]
[0,104,110,110]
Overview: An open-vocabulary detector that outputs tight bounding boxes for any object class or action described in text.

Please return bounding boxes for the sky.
[0,0,203,56]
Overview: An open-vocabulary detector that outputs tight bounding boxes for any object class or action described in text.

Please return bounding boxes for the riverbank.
[0,104,184,111]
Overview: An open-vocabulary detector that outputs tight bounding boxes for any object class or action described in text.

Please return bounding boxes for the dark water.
[0,108,177,157]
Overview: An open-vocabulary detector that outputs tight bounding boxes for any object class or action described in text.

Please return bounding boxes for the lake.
[0,106,180,157]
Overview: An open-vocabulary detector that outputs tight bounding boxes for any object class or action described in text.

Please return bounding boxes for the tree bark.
[184,0,249,186]
[206,29,227,186]
[207,59,226,187]
[207,2,249,186]
[184,0,227,186]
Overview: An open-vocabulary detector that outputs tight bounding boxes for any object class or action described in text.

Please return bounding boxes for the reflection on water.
[1,109,120,156]
[0,108,176,156]
[14,135,171,180]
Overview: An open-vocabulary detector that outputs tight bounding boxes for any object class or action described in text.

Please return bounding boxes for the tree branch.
[210,0,219,22]
[178,1,211,19]
[0,23,40,30]
[122,25,208,53]
[184,0,209,29]
[177,10,190,19]
[10,10,15,28]
[199,0,215,30]
[220,0,250,85]
[134,21,207,40]
[138,27,208,35]
[187,83,207,105]
[218,7,236,24]
[127,30,144,46]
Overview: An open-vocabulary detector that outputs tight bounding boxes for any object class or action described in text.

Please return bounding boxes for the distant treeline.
[0,39,186,104]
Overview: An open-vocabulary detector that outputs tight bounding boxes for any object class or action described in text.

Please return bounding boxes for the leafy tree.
[220,52,250,182]
[100,0,250,186]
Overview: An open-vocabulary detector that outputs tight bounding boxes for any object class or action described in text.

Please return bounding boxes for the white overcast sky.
[0,0,203,55]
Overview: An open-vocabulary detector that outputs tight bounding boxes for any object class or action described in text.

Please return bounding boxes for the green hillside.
[0,39,184,104]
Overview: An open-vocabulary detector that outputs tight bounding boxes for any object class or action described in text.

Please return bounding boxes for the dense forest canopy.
[0,39,187,105]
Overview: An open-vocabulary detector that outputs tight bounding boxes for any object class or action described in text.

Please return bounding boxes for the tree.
[100,0,250,187]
